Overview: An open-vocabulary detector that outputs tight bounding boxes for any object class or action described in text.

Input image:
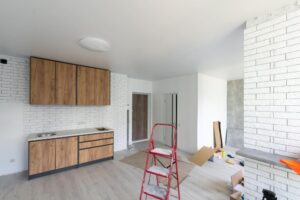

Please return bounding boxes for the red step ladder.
[139,123,180,200]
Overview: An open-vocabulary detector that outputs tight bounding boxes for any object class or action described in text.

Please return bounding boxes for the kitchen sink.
[96,127,109,131]
[37,132,57,138]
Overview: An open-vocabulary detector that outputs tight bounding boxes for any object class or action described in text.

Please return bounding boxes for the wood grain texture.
[30,57,56,104]
[79,145,113,164]
[55,137,78,169]
[213,121,223,149]
[79,138,113,149]
[79,132,113,143]
[55,62,76,105]
[132,94,148,141]
[95,69,110,105]
[29,140,56,175]
[77,66,95,105]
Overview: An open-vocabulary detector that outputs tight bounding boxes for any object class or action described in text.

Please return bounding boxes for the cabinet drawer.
[79,145,113,164]
[79,138,113,149]
[79,132,113,142]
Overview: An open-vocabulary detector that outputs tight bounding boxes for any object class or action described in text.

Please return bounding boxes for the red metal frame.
[139,123,181,200]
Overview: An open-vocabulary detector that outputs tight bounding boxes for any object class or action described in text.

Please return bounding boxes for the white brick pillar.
[244,7,300,200]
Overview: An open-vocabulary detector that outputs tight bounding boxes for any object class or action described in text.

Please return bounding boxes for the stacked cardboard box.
[230,170,244,200]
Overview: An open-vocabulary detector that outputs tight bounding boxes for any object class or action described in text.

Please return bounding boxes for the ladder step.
[150,148,172,157]
[144,184,167,199]
[147,166,169,177]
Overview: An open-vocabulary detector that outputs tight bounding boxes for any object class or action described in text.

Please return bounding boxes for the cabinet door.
[77,66,95,105]
[55,62,76,105]
[55,137,78,169]
[95,69,110,105]
[30,58,55,104]
[29,140,56,175]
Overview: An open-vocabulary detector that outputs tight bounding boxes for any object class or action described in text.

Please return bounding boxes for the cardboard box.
[230,170,244,200]
[230,192,242,200]
[190,146,215,166]
[213,121,223,150]
[231,169,244,188]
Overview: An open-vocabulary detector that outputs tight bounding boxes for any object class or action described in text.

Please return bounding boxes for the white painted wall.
[197,74,227,149]
[127,78,153,144]
[0,103,25,175]
[0,55,128,176]
[153,74,198,153]
[128,78,153,94]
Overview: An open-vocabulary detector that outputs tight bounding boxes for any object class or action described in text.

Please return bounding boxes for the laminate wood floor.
[0,142,242,200]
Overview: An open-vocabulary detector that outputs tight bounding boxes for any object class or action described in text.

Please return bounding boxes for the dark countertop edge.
[236,148,296,169]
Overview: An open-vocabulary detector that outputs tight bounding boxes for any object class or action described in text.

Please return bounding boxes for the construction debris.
[190,146,216,166]
[230,170,244,200]
[213,121,223,151]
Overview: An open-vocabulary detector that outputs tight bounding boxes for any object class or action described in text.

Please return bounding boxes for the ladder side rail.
[174,151,181,199]
[165,153,175,200]
[139,125,157,200]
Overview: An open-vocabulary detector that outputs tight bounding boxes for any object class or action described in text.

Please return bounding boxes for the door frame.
[163,93,178,147]
[131,93,152,144]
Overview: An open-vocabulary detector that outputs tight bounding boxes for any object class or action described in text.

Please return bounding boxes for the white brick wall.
[244,7,300,200]
[245,158,300,200]
[0,55,128,152]
[244,9,300,158]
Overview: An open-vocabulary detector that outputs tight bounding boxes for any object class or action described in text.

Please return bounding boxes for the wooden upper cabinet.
[95,69,110,105]
[55,137,78,169]
[30,57,110,105]
[30,58,56,104]
[77,66,95,105]
[29,139,56,176]
[55,62,76,105]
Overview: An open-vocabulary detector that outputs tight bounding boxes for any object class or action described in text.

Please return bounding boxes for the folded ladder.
[139,123,180,200]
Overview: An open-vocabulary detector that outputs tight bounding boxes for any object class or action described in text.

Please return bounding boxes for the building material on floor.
[213,121,223,151]
[139,123,180,200]
[231,169,243,187]
[280,159,300,175]
[262,189,277,200]
[189,146,215,166]
[230,169,244,200]
[230,192,242,200]
[226,158,235,165]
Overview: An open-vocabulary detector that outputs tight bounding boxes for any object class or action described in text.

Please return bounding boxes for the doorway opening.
[153,93,178,147]
[132,94,150,142]
[162,93,178,147]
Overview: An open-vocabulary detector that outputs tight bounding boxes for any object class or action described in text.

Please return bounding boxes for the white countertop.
[27,127,114,142]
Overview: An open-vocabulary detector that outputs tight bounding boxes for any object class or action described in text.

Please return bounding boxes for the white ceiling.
[0,0,295,80]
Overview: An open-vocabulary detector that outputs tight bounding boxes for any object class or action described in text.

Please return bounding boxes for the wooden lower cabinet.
[55,137,78,169]
[28,132,114,178]
[79,145,113,164]
[29,139,56,176]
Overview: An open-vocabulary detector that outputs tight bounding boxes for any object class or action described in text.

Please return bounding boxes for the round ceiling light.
[79,37,110,52]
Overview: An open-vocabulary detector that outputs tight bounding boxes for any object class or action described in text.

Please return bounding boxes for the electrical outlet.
[78,121,86,125]
[10,159,15,163]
